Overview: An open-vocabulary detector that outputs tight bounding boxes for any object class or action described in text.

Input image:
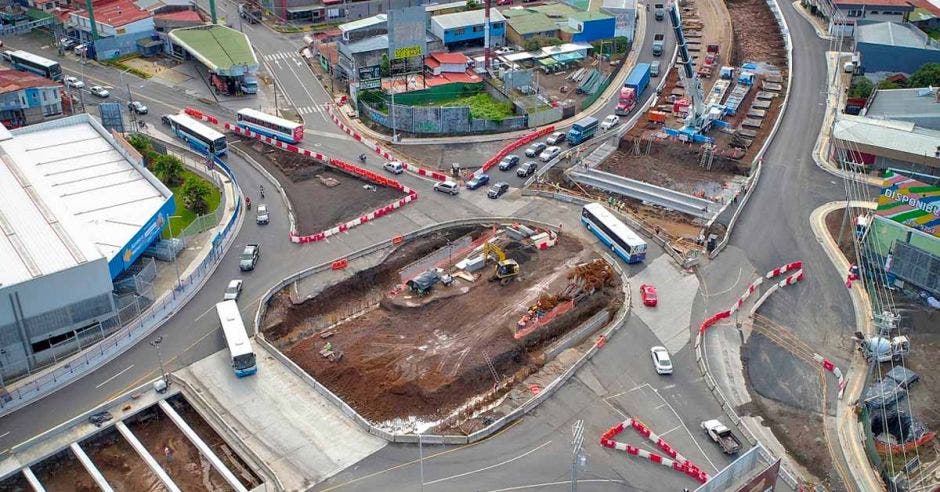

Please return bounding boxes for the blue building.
[856,21,940,75]
[67,0,157,60]
[0,69,62,128]
[431,9,506,48]
[566,11,615,43]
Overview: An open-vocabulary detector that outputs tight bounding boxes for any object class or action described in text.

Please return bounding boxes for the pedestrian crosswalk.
[296,103,331,115]
[262,51,299,62]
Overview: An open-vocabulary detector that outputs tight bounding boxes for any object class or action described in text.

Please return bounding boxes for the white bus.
[215,300,257,377]
[5,50,63,81]
[581,202,648,263]
[165,113,228,156]
[235,108,304,144]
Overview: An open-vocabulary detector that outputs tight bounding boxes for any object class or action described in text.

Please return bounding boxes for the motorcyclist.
[259,184,265,198]
[358,153,367,162]
[246,196,252,210]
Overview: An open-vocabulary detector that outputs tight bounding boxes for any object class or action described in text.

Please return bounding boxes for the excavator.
[482,242,520,285]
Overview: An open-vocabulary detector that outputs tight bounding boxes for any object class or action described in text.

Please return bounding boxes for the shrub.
[182,178,213,215]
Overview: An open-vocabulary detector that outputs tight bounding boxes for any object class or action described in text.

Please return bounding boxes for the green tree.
[466,0,482,9]
[876,79,902,90]
[848,76,873,98]
[907,62,940,88]
[152,154,185,187]
[126,133,158,165]
[380,53,390,78]
[182,178,213,215]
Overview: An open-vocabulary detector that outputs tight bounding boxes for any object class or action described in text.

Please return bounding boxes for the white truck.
[701,419,741,454]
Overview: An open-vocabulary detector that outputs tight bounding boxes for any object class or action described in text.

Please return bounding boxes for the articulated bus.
[581,202,648,263]
[235,108,304,144]
[166,113,227,156]
[5,50,63,81]
[215,300,257,377]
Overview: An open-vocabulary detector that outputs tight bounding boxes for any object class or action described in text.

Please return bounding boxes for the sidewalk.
[340,7,649,146]
[809,200,885,492]
[791,1,832,39]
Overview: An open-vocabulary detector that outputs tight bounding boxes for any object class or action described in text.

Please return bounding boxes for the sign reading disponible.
[876,171,940,238]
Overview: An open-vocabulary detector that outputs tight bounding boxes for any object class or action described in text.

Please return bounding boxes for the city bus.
[581,202,648,263]
[165,113,227,156]
[236,108,303,144]
[215,300,257,377]
[5,50,63,81]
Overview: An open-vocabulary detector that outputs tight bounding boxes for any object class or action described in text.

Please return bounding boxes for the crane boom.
[667,3,706,132]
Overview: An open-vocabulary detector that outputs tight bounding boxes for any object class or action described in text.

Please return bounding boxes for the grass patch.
[163,169,222,238]
[439,93,515,120]
[102,54,152,79]
[925,27,940,40]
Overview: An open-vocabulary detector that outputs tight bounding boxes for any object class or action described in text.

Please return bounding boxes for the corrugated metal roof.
[431,8,505,30]
[856,21,937,48]
[865,87,940,130]
[169,25,258,72]
[0,114,171,287]
[833,113,940,159]
[602,0,636,11]
[339,14,387,33]
[505,11,557,35]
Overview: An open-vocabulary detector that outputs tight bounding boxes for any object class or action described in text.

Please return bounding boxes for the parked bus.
[581,202,648,263]
[216,300,257,377]
[566,116,598,145]
[165,113,227,156]
[235,108,304,144]
[5,50,62,81]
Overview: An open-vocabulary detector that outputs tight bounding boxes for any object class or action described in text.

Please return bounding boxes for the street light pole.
[149,335,168,387]
[418,434,424,491]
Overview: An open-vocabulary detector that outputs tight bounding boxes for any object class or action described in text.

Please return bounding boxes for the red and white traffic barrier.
[477,125,557,176]
[600,418,709,484]
[325,104,448,181]
[813,353,847,398]
[766,261,802,279]
[183,107,219,125]
[701,261,805,334]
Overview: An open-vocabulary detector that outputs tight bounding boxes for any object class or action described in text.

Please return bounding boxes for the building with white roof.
[0,114,174,372]
[863,86,940,131]
[831,113,940,176]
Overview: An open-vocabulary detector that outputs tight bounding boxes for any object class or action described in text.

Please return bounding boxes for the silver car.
[539,146,561,162]
[223,279,243,301]
[650,346,673,375]
[256,204,269,225]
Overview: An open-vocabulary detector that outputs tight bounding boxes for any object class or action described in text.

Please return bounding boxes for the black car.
[487,182,509,199]
[161,115,172,126]
[498,155,520,171]
[517,161,538,178]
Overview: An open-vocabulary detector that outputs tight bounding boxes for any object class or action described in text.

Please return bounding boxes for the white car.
[383,161,404,174]
[601,114,620,131]
[223,279,243,301]
[64,76,84,89]
[89,86,110,98]
[256,204,269,225]
[650,346,673,375]
[539,146,561,162]
[546,131,565,145]
[433,180,460,195]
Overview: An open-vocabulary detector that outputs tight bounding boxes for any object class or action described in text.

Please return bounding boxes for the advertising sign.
[99,102,125,134]
[736,459,780,492]
[387,5,426,60]
[358,65,381,81]
[359,78,381,90]
[876,171,940,238]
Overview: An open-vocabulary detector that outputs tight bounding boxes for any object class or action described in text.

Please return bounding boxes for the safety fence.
[358,99,528,135]
[184,107,420,245]
[477,125,557,176]
[0,151,241,417]
[601,417,710,483]
[251,217,630,445]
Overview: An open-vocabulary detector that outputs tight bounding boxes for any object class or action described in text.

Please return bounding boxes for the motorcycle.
[260,185,265,199]
[246,197,252,210]
[358,153,367,162]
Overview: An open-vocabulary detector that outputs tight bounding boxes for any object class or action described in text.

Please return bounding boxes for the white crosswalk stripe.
[263,51,299,62]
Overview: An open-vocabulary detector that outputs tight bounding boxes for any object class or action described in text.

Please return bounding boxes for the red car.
[640,284,657,307]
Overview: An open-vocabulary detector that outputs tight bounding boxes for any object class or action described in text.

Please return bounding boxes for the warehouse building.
[0,114,174,376]
[430,9,506,48]
[831,113,940,178]
[856,21,940,74]
[864,86,940,130]
[563,10,615,42]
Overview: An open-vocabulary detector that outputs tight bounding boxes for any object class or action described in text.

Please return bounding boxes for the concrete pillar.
[158,400,247,492]
[115,421,182,492]
[21,466,45,492]
[70,442,114,492]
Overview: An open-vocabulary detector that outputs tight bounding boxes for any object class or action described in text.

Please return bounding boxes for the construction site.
[233,138,406,235]
[262,223,623,433]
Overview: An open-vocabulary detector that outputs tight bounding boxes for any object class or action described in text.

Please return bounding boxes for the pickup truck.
[652,34,665,57]
[701,419,741,454]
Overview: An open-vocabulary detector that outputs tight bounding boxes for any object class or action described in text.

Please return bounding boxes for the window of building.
[847,9,862,17]
[473,25,484,32]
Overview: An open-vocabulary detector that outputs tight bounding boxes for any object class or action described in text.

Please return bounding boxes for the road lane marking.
[0,432,9,439]
[658,424,681,437]
[483,479,627,491]
[662,384,675,390]
[95,364,135,389]
[423,440,553,486]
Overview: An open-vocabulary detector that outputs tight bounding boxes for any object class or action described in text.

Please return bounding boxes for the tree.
[380,53,390,78]
[152,154,185,187]
[466,0,482,9]
[126,133,158,165]
[848,76,873,98]
[907,62,940,88]
[182,178,213,215]
[876,79,902,90]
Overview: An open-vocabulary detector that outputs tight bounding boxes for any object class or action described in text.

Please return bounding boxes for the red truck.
[615,63,651,116]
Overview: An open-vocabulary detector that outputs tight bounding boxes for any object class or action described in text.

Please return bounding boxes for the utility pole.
[150,336,169,389]
[273,77,279,116]
[570,419,585,492]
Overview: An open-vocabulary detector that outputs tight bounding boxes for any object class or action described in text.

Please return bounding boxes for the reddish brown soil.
[266,230,621,425]
[233,139,405,235]
[727,0,787,67]
[166,395,263,490]
[30,448,97,492]
[125,406,233,492]
[83,426,165,492]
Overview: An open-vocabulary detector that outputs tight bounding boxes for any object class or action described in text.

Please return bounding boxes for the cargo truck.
[652,33,665,56]
[566,116,599,145]
[616,62,651,115]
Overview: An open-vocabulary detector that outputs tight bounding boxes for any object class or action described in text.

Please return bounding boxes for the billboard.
[735,459,780,492]
[876,171,940,239]
[358,65,381,81]
[387,5,426,60]
[99,102,125,134]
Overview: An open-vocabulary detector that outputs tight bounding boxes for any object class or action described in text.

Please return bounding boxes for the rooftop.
[339,14,386,33]
[153,9,204,22]
[168,25,258,72]
[833,113,940,163]
[429,51,469,64]
[857,21,937,48]
[431,8,506,30]
[426,1,466,13]
[0,69,60,93]
[529,3,580,17]
[601,0,637,11]
[568,10,614,21]
[0,115,171,287]
[865,87,940,130]
[72,0,151,27]
[505,11,558,35]
[834,0,916,7]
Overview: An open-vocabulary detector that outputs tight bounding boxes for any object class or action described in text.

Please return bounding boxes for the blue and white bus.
[216,300,257,377]
[236,108,304,144]
[5,50,63,81]
[581,202,648,263]
[166,113,227,156]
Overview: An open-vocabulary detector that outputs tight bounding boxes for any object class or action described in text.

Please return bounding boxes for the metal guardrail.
[251,218,630,445]
[0,152,242,418]
[570,168,717,218]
